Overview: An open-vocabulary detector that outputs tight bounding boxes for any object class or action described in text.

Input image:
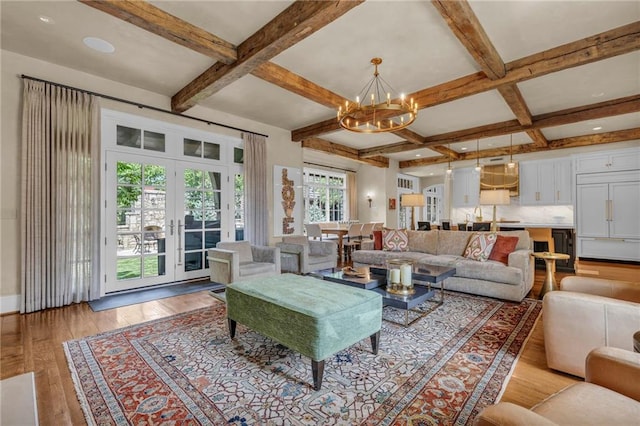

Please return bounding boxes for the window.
[423,185,443,223]
[303,168,346,223]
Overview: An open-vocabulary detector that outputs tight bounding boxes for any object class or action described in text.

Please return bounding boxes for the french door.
[105,151,228,292]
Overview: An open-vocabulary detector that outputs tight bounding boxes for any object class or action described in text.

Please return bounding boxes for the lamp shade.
[479,189,510,205]
[401,193,425,207]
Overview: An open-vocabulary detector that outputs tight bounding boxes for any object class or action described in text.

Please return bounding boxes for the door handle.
[169,219,174,236]
[177,220,183,265]
[608,200,613,221]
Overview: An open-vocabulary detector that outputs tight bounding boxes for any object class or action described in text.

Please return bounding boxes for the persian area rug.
[64,291,541,425]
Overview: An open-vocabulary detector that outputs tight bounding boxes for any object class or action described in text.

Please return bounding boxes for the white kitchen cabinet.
[575,147,640,174]
[554,159,573,204]
[451,168,480,208]
[576,171,640,262]
[520,158,572,205]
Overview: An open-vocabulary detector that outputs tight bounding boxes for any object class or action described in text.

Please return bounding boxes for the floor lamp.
[479,189,511,232]
[401,193,425,231]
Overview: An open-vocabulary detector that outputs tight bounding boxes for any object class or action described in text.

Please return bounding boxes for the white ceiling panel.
[412,90,515,136]
[273,1,480,97]
[518,52,640,116]
[541,112,640,141]
[200,74,334,130]
[471,0,640,63]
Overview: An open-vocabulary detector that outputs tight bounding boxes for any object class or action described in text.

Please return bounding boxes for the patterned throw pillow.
[382,229,409,252]
[488,235,520,265]
[463,232,498,261]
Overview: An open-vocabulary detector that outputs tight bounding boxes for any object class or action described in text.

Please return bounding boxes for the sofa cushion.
[407,230,438,254]
[489,235,520,265]
[383,229,409,252]
[436,230,473,256]
[453,258,522,286]
[239,261,277,277]
[464,233,498,261]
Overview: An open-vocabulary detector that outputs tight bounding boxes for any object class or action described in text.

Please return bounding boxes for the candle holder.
[386,259,415,295]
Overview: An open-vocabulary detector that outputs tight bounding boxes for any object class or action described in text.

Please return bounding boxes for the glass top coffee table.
[321,264,456,327]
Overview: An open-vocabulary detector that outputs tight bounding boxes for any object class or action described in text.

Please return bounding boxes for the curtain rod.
[304,161,356,173]
[20,74,269,138]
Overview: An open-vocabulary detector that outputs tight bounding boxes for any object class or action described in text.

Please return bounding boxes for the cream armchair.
[276,235,337,274]
[543,276,640,377]
[207,241,280,285]
[474,347,640,425]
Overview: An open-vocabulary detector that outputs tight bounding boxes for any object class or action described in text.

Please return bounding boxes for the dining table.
[318,223,350,260]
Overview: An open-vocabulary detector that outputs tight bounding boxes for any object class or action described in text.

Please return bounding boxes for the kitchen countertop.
[497,223,575,229]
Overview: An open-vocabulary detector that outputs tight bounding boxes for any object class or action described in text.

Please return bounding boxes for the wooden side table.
[532,252,570,299]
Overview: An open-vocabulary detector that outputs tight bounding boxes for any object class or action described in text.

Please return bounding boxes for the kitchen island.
[498,223,575,273]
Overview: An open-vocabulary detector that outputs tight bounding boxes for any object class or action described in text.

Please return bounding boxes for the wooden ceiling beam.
[527,129,550,147]
[432,1,548,156]
[292,21,640,140]
[362,94,640,155]
[301,138,389,168]
[431,0,505,79]
[391,128,425,144]
[399,128,640,168]
[171,0,363,112]
[411,21,640,109]
[79,0,237,64]
[251,62,347,109]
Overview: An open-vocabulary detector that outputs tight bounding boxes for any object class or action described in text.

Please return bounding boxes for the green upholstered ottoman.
[225,273,382,390]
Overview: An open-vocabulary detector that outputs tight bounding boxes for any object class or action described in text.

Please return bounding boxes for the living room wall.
[0,49,301,313]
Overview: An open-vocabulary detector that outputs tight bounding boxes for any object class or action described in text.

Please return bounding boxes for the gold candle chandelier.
[337,57,418,133]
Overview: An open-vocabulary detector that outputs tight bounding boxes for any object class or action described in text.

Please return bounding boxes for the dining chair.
[305,223,323,241]
[342,223,363,262]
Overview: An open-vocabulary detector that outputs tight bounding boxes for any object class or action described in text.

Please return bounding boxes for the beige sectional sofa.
[351,229,534,302]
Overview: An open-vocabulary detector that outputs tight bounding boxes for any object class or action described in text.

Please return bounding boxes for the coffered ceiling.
[1,1,639,176]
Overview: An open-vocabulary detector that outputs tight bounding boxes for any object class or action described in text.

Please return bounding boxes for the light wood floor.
[1,270,579,425]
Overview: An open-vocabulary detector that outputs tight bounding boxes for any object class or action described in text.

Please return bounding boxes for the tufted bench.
[226,274,382,390]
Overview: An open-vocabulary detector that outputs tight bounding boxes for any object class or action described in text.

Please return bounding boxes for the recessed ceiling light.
[591,92,605,98]
[83,36,115,54]
[488,143,494,147]
[39,15,54,24]
[592,126,603,131]
[415,154,421,157]
[461,147,468,151]
[429,172,434,176]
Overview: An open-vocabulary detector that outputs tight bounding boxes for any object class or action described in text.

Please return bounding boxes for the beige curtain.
[20,80,100,313]
[243,133,268,246]
[347,171,358,221]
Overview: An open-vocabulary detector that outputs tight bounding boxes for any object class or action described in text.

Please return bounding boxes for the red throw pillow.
[373,230,383,250]
[489,235,519,265]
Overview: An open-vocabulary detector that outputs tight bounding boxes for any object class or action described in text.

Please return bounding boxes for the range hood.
[480,164,519,196]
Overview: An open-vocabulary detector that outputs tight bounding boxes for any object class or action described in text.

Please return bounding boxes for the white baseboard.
[0,294,20,314]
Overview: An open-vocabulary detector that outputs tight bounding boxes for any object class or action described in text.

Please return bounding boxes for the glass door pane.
[106,152,175,292]
[177,163,227,280]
